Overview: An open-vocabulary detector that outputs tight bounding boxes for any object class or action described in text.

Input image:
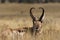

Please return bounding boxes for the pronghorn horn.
[30,7,36,21]
[39,7,45,23]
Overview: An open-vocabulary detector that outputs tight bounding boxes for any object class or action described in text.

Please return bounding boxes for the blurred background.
[0,0,60,3]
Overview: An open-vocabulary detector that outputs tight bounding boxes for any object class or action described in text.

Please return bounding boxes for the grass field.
[0,3,60,40]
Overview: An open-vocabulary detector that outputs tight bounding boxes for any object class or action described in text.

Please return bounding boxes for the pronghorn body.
[1,28,27,40]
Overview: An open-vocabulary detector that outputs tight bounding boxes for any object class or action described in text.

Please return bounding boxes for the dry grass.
[0,3,60,40]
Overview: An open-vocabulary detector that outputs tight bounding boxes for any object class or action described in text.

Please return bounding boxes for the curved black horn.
[30,7,36,21]
[39,7,45,23]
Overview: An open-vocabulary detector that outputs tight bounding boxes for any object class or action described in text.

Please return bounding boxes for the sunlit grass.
[0,3,60,40]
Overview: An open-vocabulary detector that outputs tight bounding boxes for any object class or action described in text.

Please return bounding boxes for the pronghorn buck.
[29,7,45,35]
[23,7,45,36]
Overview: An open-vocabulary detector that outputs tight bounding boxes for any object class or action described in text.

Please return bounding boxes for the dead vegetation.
[0,3,60,40]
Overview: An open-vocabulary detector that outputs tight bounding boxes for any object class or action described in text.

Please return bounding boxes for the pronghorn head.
[30,7,45,29]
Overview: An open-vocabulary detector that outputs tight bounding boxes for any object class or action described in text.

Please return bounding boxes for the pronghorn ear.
[30,7,36,21]
[39,7,45,23]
